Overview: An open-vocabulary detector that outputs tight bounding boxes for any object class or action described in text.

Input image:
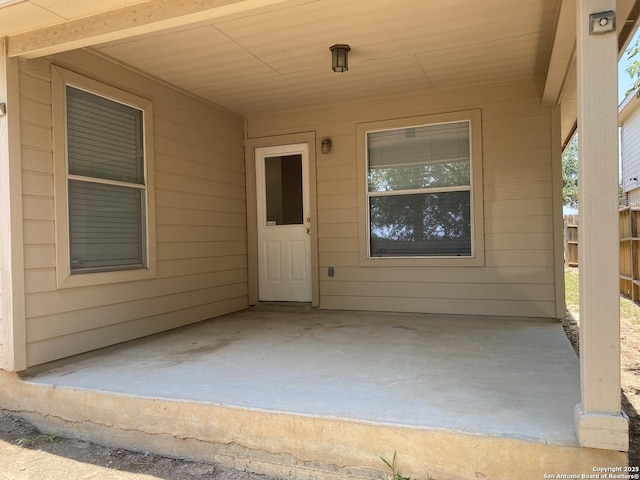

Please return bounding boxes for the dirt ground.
[562,271,640,467]
[619,302,640,468]
[0,411,278,480]
[563,312,640,467]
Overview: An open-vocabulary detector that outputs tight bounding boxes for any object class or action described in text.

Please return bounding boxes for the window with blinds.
[66,85,147,273]
[366,121,473,257]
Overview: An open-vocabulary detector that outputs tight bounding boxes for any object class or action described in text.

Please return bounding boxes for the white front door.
[255,144,311,302]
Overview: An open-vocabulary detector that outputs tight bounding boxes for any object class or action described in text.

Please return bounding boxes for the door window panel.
[265,154,303,225]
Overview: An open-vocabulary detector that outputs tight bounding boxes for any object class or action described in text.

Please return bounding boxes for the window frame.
[52,66,157,288]
[356,110,484,267]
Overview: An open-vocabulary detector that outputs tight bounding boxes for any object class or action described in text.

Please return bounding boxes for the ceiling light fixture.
[330,44,351,72]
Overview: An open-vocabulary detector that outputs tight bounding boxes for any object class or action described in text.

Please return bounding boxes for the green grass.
[380,452,412,480]
[565,267,580,314]
[379,452,433,480]
[16,434,58,446]
[621,289,640,323]
[565,267,640,323]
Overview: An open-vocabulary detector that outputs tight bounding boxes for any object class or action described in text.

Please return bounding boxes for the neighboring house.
[0,0,633,468]
[621,92,640,204]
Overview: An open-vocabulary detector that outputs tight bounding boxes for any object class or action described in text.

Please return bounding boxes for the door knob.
[305,228,311,234]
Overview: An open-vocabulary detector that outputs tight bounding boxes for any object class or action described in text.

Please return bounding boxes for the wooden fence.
[564,214,578,267]
[619,207,640,300]
[565,209,640,300]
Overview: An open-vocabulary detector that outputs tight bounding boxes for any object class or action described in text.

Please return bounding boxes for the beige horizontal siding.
[318,223,358,238]
[27,282,247,341]
[483,114,551,137]
[483,164,552,185]
[319,252,359,268]
[484,215,553,234]
[20,50,248,367]
[321,296,556,318]
[24,269,55,294]
[247,79,559,318]
[26,270,248,319]
[249,83,545,135]
[320,281,555,302]
[318,266,555,284]
[317,193,357,211]
[27,297,247,366]
[483,147,552,168]
[317,208,357,225]
[157,255,247,278]
[155,225,246,243]
[21,197,53,221]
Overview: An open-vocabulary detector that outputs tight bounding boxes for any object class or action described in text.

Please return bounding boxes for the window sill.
[56,266,157,289]
[359,254,485,267]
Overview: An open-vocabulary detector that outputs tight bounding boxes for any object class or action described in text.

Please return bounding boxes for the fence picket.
[564,214,579,267]
[567,209,640,300]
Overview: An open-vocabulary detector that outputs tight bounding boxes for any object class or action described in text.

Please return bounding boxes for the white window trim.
[52,66,157,288]
[356,109,484,267]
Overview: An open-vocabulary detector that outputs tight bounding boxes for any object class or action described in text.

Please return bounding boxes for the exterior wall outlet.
[328,266,334,277]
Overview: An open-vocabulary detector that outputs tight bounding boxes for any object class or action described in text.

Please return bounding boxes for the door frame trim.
[245,132,318,306]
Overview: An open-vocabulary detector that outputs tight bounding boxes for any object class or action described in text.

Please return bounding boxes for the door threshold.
[253,302,314,313]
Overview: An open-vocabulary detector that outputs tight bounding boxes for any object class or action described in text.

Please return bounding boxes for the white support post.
[0,37,26,372]
[574,0,628,450]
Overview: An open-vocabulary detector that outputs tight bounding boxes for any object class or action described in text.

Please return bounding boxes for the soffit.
[2,0,562,116]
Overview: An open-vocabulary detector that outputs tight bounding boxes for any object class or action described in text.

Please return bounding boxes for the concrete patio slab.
[0,310,628,479]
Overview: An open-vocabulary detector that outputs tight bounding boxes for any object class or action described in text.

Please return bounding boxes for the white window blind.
[66,86,146,273]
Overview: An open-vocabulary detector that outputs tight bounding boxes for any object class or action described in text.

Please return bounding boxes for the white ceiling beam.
[8,0,300,59]
[542,0,576,105]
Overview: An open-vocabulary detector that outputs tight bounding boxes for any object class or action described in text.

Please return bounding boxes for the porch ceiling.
[2,0,562,116]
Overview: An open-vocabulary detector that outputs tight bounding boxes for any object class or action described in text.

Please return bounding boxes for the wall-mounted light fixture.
[321,138,332,154]
[589,11,616,34]
[330,44,351,72]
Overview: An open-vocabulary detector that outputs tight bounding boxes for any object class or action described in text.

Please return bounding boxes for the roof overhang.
[543,0,640,146]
